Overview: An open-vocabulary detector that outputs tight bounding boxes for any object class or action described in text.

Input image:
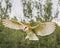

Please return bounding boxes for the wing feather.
[34,22,56,36]
[25,31,39,40]
[2,19,25,30]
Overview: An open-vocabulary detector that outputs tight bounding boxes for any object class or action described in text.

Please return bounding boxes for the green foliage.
[0,21,60,48]
[22,0,59,22]
[29,20,38,26]
[0,22,4,32]
[44,1,52,21]
[0,0,12,21]
[11,16,18,21]
[22,0,32,18]
[0,0,60,48]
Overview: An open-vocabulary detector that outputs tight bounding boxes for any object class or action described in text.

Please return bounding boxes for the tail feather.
[25,31,39,40]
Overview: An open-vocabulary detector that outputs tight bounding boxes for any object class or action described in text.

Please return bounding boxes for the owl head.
[24,25,32,31]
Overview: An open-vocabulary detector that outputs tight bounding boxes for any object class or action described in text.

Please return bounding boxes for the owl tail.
[25,31,39,40]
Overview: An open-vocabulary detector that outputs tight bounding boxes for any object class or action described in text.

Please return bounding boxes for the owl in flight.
[2,19,56,40]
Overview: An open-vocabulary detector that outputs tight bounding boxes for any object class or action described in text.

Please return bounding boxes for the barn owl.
[2,19,56,40]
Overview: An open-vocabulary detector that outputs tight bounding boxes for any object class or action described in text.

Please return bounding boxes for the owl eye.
[25,27,27,29]
[24,27,27,30]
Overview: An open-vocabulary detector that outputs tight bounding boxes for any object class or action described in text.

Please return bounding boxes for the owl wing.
[2,19,38,40]
[33,22,56,36]
[25,31,39,40]
[2,19,26,30]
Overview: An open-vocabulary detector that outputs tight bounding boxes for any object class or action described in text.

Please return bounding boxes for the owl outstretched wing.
[2,19,26,30]
[33,22,56,36]
[2,19,56,40]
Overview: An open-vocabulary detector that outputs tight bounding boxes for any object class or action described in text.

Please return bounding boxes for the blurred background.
[0,0,60,48]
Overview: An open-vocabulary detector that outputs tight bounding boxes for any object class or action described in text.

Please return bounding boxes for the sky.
[1,0,60,26]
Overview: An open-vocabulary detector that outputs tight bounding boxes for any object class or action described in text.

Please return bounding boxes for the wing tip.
[37,22,56,36]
